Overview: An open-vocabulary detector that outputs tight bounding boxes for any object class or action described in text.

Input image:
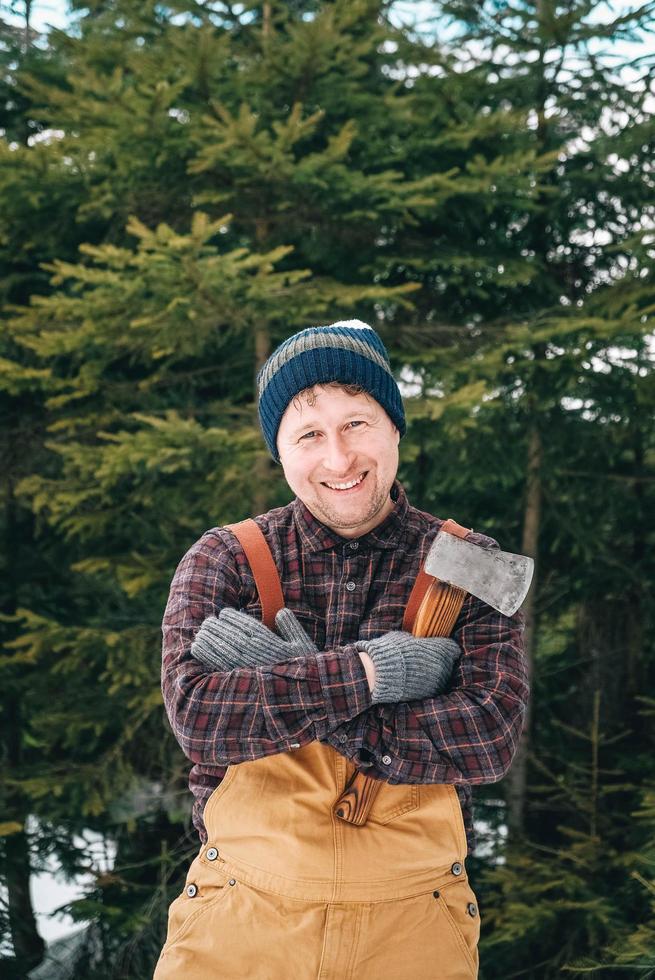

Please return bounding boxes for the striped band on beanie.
[256,319,406,461]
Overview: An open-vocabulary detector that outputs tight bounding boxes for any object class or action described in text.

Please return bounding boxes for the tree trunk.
[251,218,273,517]
[506,422,541,838]
[24,0,33,50]
[1,472,45,973]
[3,813,45,975]
[575,414,648,737]
[505,0,550,840]
[262,1,272,40]
[252,324,273,516]
[626,417,646,699]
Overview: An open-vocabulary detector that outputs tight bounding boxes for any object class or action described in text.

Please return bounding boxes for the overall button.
[206,847,219,861]
[467,902,478,917]
[451,862,463,876]
[345,581,356,592]
[186,883,198,898]
[229,879,237,886]
[381,754,392,765]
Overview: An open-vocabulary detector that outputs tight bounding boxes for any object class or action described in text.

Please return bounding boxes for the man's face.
[277,386,400,539]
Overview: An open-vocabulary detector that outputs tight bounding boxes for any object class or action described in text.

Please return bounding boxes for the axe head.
[424,531,534,617]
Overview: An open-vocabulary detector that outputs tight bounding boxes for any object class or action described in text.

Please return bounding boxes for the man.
[155,320,529,979]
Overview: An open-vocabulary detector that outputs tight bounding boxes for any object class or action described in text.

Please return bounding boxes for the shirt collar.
[292,480,409,553]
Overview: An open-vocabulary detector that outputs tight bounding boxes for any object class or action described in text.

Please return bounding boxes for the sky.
[8,0,654,43]
[10,1,653,96]
[8,0,68,32]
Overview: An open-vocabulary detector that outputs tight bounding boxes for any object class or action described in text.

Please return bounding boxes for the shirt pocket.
[240,603,325,649]
[290,607,325,648]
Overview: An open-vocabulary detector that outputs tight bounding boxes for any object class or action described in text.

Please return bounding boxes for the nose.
[322,432,356,477]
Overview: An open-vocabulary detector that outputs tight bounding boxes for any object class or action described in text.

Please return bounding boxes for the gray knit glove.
[191,607,318,671]
[357,633,461,703]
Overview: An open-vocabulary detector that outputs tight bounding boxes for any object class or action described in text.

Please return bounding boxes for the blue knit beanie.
[257,319,406,462]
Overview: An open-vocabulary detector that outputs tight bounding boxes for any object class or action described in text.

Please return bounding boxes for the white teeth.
[324,473,365,491]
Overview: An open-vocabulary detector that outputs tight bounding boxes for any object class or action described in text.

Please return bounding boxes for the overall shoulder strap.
[402,518,471,633]
[226,514,470,634]
[225,519,284,629]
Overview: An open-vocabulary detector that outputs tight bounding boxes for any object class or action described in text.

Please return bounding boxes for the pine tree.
[391,1,654,974]
[1,1,653,976]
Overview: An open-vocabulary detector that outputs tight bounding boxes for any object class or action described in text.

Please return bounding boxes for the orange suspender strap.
[402,566,434,633]
[226,516,471,634]
[225,519,285,629]
[401,518,471,632]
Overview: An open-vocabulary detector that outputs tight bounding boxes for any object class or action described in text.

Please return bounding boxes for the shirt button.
[381,754,392,765]
[451,862,463,876]
[348,542,359,550]
[186,883,198,898]
[345,581,356,592]
[339,733,348,743]
[206,847,219,861]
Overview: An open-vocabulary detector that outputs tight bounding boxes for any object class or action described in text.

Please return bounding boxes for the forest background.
[1,0,654,977]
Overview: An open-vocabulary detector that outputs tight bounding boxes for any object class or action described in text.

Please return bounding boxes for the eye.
[347,420,366,429]
[299,430,319,441]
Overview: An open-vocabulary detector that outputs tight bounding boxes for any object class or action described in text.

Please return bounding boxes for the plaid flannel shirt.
[161,481,529,856]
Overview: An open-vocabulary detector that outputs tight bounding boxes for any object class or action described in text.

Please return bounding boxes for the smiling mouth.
[321,471,368,491]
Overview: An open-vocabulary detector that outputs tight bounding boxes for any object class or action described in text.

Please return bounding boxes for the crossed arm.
[161,537,529,786]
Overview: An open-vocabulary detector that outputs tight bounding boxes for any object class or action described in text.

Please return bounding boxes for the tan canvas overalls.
[154,520,481,980]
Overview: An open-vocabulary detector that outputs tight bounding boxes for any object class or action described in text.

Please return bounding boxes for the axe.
[333,519,534,825]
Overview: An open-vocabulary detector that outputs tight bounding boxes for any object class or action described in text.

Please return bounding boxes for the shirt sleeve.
[161,536,372,767]
[321,533,530,786]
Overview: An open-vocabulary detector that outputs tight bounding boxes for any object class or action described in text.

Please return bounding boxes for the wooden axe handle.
[333,577,468,825]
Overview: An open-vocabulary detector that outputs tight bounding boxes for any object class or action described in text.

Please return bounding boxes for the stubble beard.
[311,473,392,531]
